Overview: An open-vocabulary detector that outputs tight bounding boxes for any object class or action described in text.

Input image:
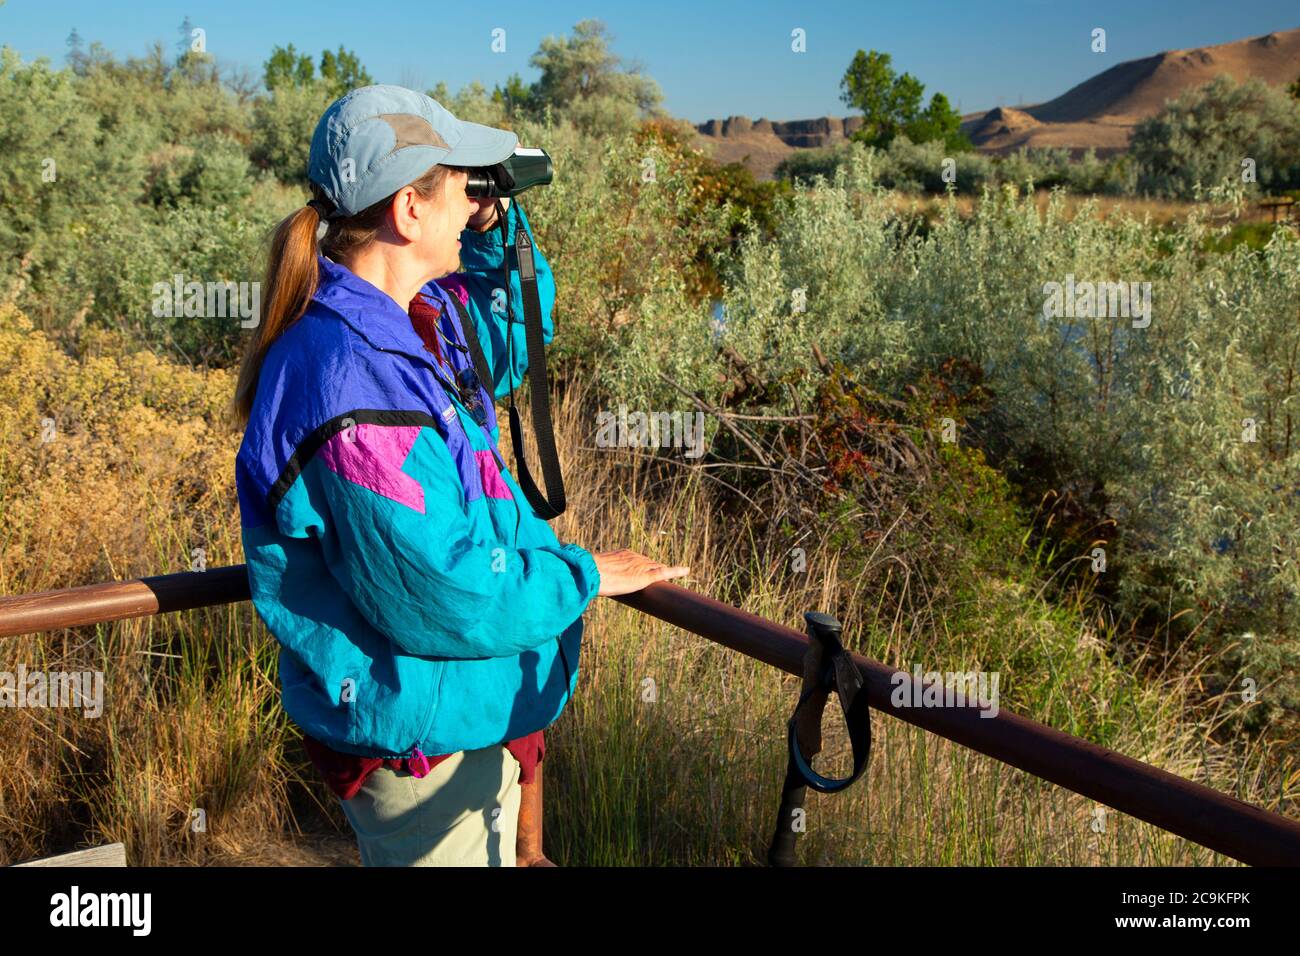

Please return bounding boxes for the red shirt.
[408,290,449,365]
[302,731,545,801]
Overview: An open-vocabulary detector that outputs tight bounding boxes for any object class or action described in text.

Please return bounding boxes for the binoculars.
[465,146,553,199]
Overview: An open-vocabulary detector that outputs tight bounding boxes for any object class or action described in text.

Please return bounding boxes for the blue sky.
[2,1,1297,122]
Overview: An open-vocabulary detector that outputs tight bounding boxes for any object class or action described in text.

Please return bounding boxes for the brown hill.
[965,106,1040,141]
[964,27,1300,154]
[694,27,1300,176]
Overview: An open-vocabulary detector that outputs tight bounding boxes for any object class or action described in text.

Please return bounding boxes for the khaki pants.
[339,745,521,866]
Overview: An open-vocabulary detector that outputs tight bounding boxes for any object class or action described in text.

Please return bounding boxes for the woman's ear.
[389,186,423,243]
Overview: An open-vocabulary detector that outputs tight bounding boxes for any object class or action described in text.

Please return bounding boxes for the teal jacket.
[235,202,599,761]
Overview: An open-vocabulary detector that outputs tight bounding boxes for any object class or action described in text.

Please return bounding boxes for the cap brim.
[443,121,518,167]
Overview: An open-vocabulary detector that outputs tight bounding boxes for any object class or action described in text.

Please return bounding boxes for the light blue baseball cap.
[308,84,518,217]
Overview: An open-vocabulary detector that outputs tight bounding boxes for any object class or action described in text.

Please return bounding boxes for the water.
[710,299,727,342]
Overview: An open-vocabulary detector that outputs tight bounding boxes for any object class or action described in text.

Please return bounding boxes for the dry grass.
[505,378,1281,866]
[0,310,1286,865]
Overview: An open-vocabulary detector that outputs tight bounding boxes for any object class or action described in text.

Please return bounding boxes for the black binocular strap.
[496,202,566,520]
[452,202,567,520]
[449,296,495,412]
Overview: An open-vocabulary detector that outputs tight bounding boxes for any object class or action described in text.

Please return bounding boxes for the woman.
[231,85,687,866]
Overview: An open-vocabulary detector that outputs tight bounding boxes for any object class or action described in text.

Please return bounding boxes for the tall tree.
[529,19,661,115]
[318,46,372,96]
[264,43,315,91]
[492,72,537,118]
[903,92,971,152]
[840,50,924,147]
[65,27,88,75]
[262,44,371,97]
[173,15,218,83]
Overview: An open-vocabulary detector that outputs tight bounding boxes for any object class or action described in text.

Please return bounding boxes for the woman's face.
[421,168,475,278]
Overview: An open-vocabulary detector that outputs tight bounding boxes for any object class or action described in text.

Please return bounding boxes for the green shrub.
[1132,75,1300,199]
[250,82,333,184]
[778,138,1128,198]
[148,134,253,208]
[623,154,1300,739]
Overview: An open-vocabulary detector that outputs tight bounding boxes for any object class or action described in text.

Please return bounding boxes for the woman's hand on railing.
[593,549,689,597]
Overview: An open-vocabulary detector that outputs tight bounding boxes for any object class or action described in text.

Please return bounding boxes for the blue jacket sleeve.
[300,423,599,660]
[454,200,556,399]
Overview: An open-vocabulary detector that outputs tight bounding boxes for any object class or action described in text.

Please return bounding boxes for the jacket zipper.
[407,658,448,774]
[369,344,489,768]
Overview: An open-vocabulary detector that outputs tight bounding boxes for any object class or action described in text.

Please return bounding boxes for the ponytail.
[229,162,461,429]
[229,203,323,427]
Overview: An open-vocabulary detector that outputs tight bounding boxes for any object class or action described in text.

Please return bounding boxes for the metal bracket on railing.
[767,611,873,867]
